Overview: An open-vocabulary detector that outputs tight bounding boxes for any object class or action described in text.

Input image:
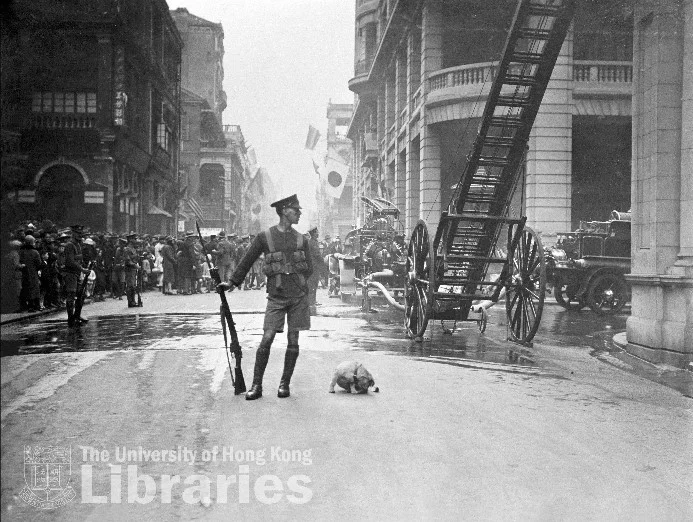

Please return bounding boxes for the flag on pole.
[305,125,321,150]
[324,152,349,199]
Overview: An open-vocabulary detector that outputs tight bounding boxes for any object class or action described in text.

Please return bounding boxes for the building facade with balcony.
[316,103,354,239]
[1,0,182,236]
[347,0,633,241]
[172,8,251,235]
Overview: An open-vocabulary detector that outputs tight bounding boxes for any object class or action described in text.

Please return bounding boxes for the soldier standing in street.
[306,226,324,315]
[218,194,313,400]
[214,231,233,283]
[63,225,92,326]
[123,233,140,307]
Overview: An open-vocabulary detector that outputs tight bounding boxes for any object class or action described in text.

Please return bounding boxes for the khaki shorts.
[264,294,311,333]
[63,272,79,294]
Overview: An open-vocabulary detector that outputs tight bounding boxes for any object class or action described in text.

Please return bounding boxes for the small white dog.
[329,361,379,394]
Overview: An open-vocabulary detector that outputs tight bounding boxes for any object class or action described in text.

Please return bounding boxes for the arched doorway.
[36,164,86,226]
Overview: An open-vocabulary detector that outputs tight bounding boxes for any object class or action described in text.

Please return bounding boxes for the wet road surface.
[1,291,691,520]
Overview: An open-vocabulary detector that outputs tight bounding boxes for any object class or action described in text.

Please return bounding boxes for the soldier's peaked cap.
[270,194,301,210]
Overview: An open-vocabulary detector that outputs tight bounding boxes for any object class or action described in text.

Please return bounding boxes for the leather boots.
[277,347,299,398]
[246,347,271,400]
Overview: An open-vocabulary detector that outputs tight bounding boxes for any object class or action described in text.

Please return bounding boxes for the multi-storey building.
[172,8,255,235]
[626,0,691,368]
[347,0,633,242]
[1,0,182,235]
[317,102,354,239]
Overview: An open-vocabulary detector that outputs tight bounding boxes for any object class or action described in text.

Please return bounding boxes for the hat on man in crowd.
[24,234,36,245]
[84,238,96,246]
[324,234,331,240]
[229,232,237,239]
[185,231,196,239]
[70,225,85,234]
[58,229,72,240]
[335,235,341,241]
[126,233,137,241]
[270,194,302,213]
[241,234,250,241]
[218,231,226,237]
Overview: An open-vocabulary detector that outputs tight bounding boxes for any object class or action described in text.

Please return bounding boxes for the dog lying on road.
[329,361,379,394]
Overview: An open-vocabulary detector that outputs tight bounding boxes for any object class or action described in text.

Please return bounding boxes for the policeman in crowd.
[123,233,140,307]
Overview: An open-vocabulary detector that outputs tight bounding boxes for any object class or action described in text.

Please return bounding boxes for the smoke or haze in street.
[167,0,355,214]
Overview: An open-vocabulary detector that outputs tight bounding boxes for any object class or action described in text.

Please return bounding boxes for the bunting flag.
[312,159,321,177]
[187,197,204,222]
[305,125,321,150]
[324,152,349,199]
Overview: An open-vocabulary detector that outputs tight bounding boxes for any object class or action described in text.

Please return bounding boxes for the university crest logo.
[20,445,76,509]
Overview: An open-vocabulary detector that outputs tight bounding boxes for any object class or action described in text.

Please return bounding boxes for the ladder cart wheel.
[505,226,546,343]
[404,221,434,339]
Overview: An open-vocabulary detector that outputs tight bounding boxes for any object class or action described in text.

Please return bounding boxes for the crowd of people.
[0,218,349,315]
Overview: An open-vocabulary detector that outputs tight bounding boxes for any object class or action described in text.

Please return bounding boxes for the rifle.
[135,262,143,307]
[74,261,95,320]
[197,222,246,394]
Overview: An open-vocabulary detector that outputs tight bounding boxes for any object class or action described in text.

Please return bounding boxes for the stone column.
[525,26,573,242]
[395,148,406,229]
[626,0,692,368]
[406,138,420,233]
[417,0,443,236]
[678,0,693,264]
[419,123,441,233]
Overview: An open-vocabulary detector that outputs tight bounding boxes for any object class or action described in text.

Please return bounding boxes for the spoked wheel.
[506,226,546,343]
[553,275,586,311]
[404,220,434,340]
[586,272,628,315]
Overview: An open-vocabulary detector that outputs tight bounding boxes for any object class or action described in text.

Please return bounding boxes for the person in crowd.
[122,233,140,307]
[161,236,177,295]
[153,236,165,291]
[92,244,107,302]
[214,231,234,284]
[177,232,197,295]
[306,226,324,315]
[2,239,25,313]
[218,194,313,401]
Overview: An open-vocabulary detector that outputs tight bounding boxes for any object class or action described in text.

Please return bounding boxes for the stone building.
[347,0,633,241]
[317,103,354,239]
[626,0,692,367]
[1,0,182,235]
[171,8,256,235]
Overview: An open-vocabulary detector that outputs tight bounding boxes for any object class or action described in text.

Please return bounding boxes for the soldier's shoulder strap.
[265,228,275,253]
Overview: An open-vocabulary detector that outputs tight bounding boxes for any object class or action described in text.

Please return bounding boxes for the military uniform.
[226,194,313,400]
[62,225,90,326]
[123,234,140,307]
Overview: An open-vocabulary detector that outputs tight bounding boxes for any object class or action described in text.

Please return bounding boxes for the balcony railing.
[429,60,633,95]
[354,57,374,76]
[573,61,632,83]
[429,62,497,92]
[29,114,97,129]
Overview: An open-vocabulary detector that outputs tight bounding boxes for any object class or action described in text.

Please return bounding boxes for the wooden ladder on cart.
[404,0,574,345]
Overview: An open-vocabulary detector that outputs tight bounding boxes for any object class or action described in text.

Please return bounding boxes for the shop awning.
[147,205,173,218]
